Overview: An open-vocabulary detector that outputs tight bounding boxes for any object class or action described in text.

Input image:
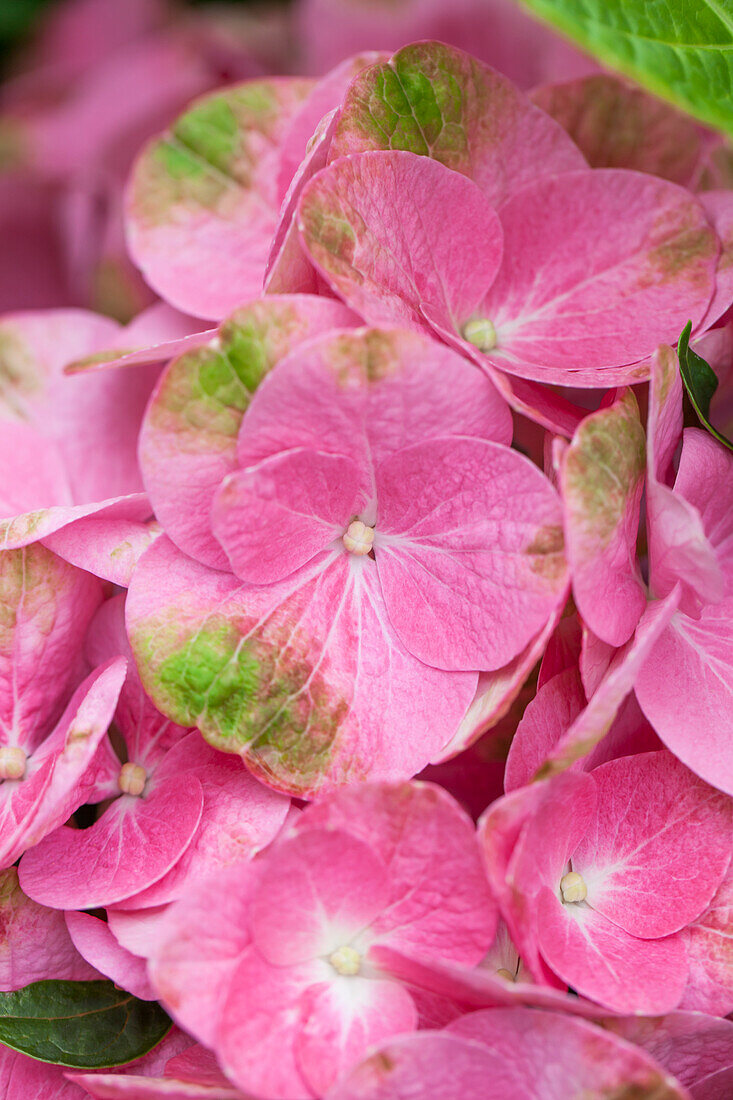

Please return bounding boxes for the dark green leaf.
[0,980,171,1068]
[516,0,733,141]
[678,321,733,453]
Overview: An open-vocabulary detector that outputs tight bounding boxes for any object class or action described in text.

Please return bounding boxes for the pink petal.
[0,657,126,870]
[140,295,357,570]
[250,828,390,966]
[127,536,477,797]
[113,732,289,910]
[0,867,97,989]
[148,863,259,1047]
[480,170,717,384]
[328,42,586,205]
[0,1046,87,1100]
[236,325,512,468]
[681,863,733,1016]
[573,752,732,938]
[505,667,586,792]
[297,977,416,1096]
[294,782,497,967]
[673,428,733,588]
[86,594,193,769]
[125,78,314,319]
[449,1007,691,1097]
[375,436,567,671]
[636,601,733,795]
[0,310,157,503]
[19,769,204,909]
[64,911,156,1000]
[699,190,733,329]
[0,544,103,754]
[648,343,684,485]
[560,389,646,645]
[531,74,711,185]
[371,944,606,1020]
[536,885,688,1012]
[437,603,565,760]
[217,945,317,1100]
[298,150,504,333]
[212,449,365,584]
[604,1012,733,1092]
[531,587,681,780]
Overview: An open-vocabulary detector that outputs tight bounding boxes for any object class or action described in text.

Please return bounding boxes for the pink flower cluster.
[1,2,732,1098]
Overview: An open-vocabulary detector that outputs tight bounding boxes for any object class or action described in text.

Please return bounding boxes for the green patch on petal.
[524,524,567,586]
[563,390,646,546]
[148,299,319,457]
[324,329,402,387]
[131,79,312,227]
[331,42,473,171]
[147,616,347,796]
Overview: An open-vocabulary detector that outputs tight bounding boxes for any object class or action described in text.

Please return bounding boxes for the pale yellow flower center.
[560,870,588,904]
[342,520,375,557]
[462,318,497,352]
[329,945,361,976]
[0,746,26,781]
[496,968,516,983]
[118,762,147,797]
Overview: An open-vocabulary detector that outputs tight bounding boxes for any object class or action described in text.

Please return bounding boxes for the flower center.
[328,945,361,976]
[496,967,516,983]
[462,318,497,352]
[118,762,147,797]
[560,870,587,904]
[0,746,26,781]
[342,520,375,557]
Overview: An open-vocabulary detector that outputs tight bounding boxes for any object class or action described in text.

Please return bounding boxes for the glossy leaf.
[0,980,171,1068]
[678,321,733,452]
[517,0,733,141]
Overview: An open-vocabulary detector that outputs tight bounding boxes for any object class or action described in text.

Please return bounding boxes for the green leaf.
[678,321,733,452]
[516,0,733,141]
[0,980,171,1068]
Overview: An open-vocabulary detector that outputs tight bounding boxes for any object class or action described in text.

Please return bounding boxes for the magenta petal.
[0,867,97,989]
[19,773,204,909]
[212,449,365,583]
[251,828,390,966]
[536,885,688,1013]
[64,911,155,1000]
[572,752,732,938]
[636,601,733,795]
[298,150,504,331]
[481,170,717,384]
[296,977,416,1097]
[375,436,567,671]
